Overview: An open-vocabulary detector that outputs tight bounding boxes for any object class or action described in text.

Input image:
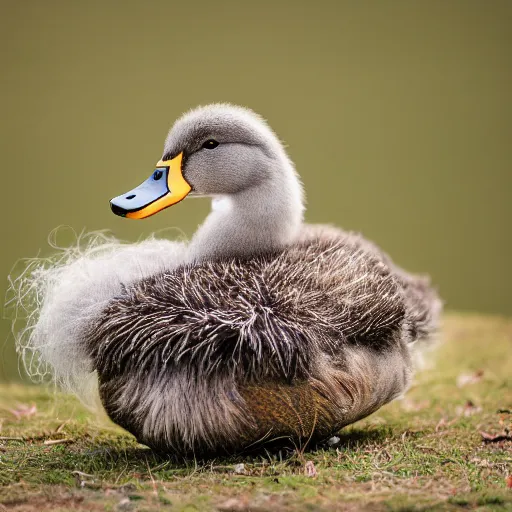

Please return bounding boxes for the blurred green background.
[1,0,510,381]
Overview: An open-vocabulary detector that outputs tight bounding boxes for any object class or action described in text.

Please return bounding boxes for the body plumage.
[10,104,441,456]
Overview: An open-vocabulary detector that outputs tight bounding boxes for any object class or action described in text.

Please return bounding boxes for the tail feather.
[6,228,186,406]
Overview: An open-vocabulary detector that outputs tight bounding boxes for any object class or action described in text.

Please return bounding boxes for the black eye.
[153,170,163,180]
[202,139,219,149]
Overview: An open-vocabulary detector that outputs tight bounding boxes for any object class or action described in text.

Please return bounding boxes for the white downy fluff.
[6,228,187,407]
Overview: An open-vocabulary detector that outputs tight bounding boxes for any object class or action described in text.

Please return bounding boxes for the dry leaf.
[9,403,37,420]
[456,400,482,417]
[435,418,447,432]
[480,431,512,443]
[506,475,512,488]
[217,496,250,511]
[304,460,318,478]
[116,498,133,511]
[456,370,484,388]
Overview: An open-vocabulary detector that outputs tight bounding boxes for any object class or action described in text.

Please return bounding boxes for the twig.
[114,464,129,485]
[55,420,70,433]
[72,471,95,478]
[0,436,24,441]
[145,455,158,496]
[44,438,73,446]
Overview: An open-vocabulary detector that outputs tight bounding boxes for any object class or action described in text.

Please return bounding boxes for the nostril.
[126,194,136,200]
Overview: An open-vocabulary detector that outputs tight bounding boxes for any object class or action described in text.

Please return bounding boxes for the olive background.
[1,0,510,381]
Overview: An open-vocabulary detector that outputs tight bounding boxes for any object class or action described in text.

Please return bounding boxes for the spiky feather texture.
[83,225,440,454]
[89,227,406,380]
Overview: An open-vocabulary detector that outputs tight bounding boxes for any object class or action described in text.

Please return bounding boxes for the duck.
[11,104,441,456]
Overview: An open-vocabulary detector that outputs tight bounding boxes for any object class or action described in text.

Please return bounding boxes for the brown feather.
[85,226,440,455]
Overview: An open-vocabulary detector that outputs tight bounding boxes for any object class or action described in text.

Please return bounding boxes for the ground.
[0,314,511,512]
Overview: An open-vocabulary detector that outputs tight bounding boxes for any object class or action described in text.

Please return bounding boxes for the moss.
[1,314,511,511]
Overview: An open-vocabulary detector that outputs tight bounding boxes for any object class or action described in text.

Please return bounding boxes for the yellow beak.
[110,152,191,220]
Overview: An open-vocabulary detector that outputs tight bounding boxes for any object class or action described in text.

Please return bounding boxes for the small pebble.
[116,498,133,511]
[327,436,340,447]
[233,463,246,474]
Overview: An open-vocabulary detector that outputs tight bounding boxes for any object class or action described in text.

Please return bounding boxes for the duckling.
[11,104,441,456]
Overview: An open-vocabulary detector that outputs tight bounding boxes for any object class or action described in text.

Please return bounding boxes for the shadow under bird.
[11,104,441,456]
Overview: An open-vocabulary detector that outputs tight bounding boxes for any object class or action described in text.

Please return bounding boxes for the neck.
[187,164,304,262]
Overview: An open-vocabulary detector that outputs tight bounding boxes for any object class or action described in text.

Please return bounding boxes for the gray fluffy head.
[163,103,300,198]
[159,104,305,261]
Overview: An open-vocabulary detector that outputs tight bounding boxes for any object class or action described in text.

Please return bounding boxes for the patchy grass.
[0,314,511,511]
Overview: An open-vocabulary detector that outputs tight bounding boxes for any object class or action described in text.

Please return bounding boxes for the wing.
[88,227,409,384]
